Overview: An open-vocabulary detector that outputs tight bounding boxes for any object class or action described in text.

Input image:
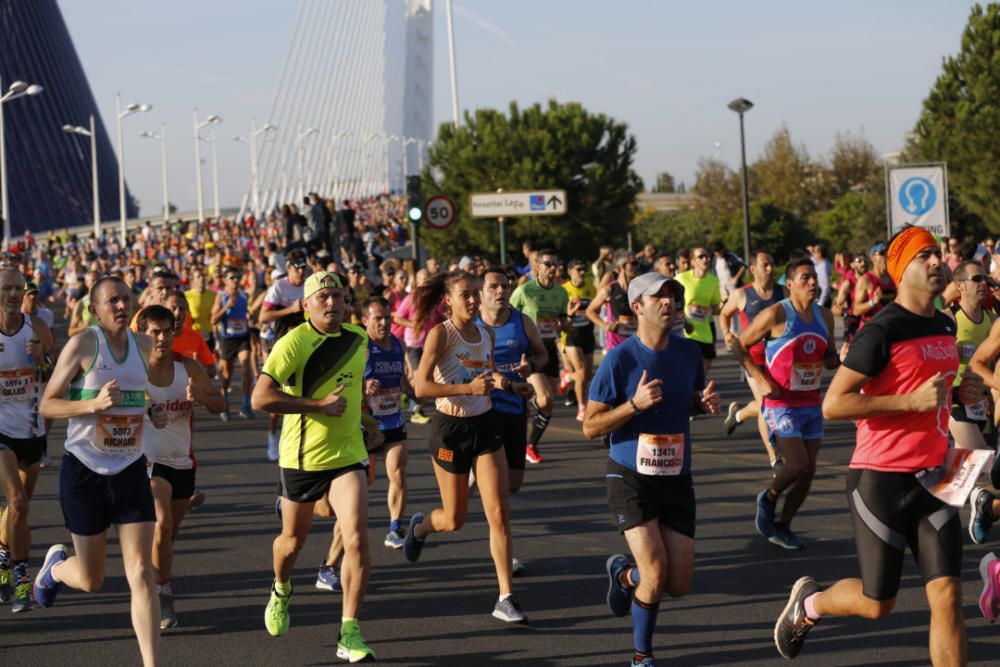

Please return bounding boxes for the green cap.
[303,271,343,299]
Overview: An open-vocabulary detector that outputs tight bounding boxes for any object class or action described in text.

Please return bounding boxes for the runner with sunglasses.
[676,247,721,374]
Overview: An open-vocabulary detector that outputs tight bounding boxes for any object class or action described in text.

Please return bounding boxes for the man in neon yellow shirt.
[251,271,375,663]
[561,259,596,420]
[676,246,721,373]
[184,269,216,348]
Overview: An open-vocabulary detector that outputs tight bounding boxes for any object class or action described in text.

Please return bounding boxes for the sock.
[159,581,172,595]
[268,431,278,447]
[627,567,640,587]
[499,593,513,602]
[735,411,744,424]
[631,596,660,657]
[0,542,9,569]
[13,559,28,584]
[273,578,292,597]
[766,488,778,503]
[803,592,821,621]
[529,410,551,446]
[389,518,401,532]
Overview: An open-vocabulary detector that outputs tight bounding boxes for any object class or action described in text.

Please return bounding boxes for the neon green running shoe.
[264,582,292,637]
[0,566,12,604]
[336,621,375,663]
[12,581,33,613]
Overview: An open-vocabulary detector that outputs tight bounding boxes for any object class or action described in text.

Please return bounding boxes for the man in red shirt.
[773,225,984,664]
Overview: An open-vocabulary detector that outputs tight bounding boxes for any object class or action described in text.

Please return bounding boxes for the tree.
[829,131,879,194]
[751,125,817,217]
[712,200,813,264]
[913,3,1000,233]
[634,206,713,256]
[652,172,676,193]
[691,157,742,217]
[420,100,643,261]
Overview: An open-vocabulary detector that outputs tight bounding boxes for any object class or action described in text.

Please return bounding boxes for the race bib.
[917,448,994,507]
[224,319,248,336]
[95,413,144,457]
[617,315,637,336]
[966,399,989,422]
[636,433,685,476]
[537,317,559,339]
[686,305,708,322]
[368,387,401,417]
[0,368,34,403]
[459,359,493,383]
[791,362,823,391]
[961,344,977,360]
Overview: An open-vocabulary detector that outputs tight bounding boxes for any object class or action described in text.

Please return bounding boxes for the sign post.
[469,189,568,265]
[885,163,949,238]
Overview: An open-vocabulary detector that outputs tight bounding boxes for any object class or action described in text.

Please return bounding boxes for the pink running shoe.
[979,551,1000,622]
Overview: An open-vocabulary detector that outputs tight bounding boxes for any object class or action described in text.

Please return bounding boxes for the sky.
[56,0,974,217]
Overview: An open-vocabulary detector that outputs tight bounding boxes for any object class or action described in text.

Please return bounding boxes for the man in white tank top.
[137,305,224,630]
[0,268,54,613]
[35,276,167,667]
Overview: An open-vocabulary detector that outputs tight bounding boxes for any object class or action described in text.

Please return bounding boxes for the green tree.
[712,201,813,264]
[634,207,713,256]
[913,3,1000,233]
[691,157,742,217]
[829,131,879,194]
[652,172,676,193]
[420,100,642,261]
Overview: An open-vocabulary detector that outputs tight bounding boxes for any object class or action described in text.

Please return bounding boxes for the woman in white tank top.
[404,271,533,623]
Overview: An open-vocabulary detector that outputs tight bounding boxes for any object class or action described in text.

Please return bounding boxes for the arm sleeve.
[509,286,524,311]
[842,320,889,378]
[261,335,298,386]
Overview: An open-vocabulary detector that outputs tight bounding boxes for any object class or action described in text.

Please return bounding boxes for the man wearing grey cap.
[583,271,721,666]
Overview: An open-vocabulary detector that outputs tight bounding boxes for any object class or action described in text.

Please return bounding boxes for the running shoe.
[220,410,231,423]
[755,490,777,538]
[240,408,255,420]
[605,554,633,617]
[774,576,819,659]
[492,593,527,623]
[410,410,430,425]
[11,582,32,613]
[631,657,657,666]
[576,406,586,422]
[315,564,342,592]
[723,401,740,436]
[558,370,572,396]
[33,544,67,608]
[403,512,426,562]
[337,620,375,663]
[970,488,996,546]
[39,453,52,468]
[979,551,1000,622]
[525,444,544,464]
[189,489,206,511]
[264,582,292,637]
[564,394,578,408]
[770,523,805,551]
[160,590,178,628]
[512,558,525,576]
[384,528,405,550]
[0,566,11,604]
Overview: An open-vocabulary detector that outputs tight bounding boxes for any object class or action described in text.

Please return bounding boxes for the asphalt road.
[3,349,1000,666]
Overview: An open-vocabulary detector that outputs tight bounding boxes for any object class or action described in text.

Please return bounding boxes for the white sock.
[499,593,512,602]
[735,412,744,424]
[268,431,277,447]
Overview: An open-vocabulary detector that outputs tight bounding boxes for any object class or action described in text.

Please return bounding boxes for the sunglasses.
[540,260,559,267]
[695,254,710,260]
[967,274,988,283]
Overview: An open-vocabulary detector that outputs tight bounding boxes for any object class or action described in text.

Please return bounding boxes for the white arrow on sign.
[424,194,457,230]
[469,189,567,218]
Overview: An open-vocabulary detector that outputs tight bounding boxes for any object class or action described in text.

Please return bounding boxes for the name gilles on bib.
[636,433,684,476]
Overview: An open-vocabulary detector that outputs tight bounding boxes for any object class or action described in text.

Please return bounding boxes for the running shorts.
[495,408,527,471]
[428,411,503,474]
[695,340,717,361]
[368,426,406,455]
[606,459,695,538]
[847,467,961,601]
[0,433,45,467]
[764,405,824,441]
[564,327,596,355]
[149,463,196,500]
[278,462,368,503]
[59,453,156,536]
[219,335,250,361]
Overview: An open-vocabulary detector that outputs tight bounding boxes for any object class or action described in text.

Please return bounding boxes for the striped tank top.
[433,320,493,418]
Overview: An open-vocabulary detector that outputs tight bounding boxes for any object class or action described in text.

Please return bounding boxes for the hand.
[701,380,722,414]
[365,378,381,395]
[631,370,663,410]
[467,372,495,397]
[568,297,582,314]
[754,370,781,399]
[957,369,986,406]
[186,378,197,402]
[512,353,531,379]
[908,372,947,412]
[93,379,121,412]
[871,286,882,305]
[25,337,42,360]
[606,321,618,333]
[150,403,168,429]
[723,331,736,351]
[318,384,347,417]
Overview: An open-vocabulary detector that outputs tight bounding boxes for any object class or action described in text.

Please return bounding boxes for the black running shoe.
[774,576,819,659]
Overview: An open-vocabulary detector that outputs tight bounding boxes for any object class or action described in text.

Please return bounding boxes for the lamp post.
[296,125,318,202]
[727,97,754,264]
[208,128,221,219]
[193,110,221,222]
[236,120,277,218]
[116,94,152,239]
[62,116,100,237]
[1,78,44,246]
[139,125,170,222]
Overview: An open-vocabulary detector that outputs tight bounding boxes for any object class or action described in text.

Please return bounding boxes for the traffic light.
[407,175,423,222]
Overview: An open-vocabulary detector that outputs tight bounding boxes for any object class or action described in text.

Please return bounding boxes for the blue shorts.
[59,454,156,536]
[764,405,823,441]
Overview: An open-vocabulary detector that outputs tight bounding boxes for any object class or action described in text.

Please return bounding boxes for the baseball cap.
[628,271,682,304]
[303,271,344,299]
[458,256,474,271]
[270,269,286,282]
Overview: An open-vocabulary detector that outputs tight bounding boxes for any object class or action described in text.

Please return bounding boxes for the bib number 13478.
[636,433,684,476]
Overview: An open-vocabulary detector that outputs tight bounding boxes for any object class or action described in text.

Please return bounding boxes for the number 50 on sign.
[424,195,457,230]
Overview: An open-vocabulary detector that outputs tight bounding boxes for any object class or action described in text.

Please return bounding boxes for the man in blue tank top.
[211,267,253,421]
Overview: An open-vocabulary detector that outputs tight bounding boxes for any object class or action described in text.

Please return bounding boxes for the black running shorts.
[149,463,196,500]
[428,411,503,474]
[59,454,156,536]
[564,327,596,354]
[496,408,527,471]
[847,467,961,601]
[606,460,695,538]
[0,433,45,467]
[219,335,250,361]
[539,338,560,378]
[278,462,367,503]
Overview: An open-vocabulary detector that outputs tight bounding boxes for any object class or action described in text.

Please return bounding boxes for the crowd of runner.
[1,212,1000,665]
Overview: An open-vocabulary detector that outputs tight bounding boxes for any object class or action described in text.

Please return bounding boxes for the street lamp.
[236,120,276,218]
[193,111,221,222]
[116,94,152,239]
[727,97,754,264]
[327,130,351,201]
[139,125,170,222]
[1,78,44,246]
[296,125,318,202]
[62,116,100,237]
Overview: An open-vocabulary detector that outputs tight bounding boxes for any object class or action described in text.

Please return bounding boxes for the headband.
[886,227,936,287]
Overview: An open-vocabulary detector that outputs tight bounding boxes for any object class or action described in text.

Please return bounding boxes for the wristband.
[628,398,641,413]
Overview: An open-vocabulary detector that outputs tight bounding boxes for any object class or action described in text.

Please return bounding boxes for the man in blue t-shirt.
[583,272,721,667]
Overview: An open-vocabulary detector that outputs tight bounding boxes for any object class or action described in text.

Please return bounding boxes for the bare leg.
[474,449,512,595]
[326,470,369,619]
[926,576,965,666]
[776,439,820,524]
[384,441,407,522]
[414,461,468,539]
[150,478,175,584]
[117,521,160,667]
[272,498,315,583]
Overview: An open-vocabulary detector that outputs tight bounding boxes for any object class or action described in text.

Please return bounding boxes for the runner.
[136,305,225,629]
[403,270,533,623]
[676,247,722,374]
[251,271,376,662]
[831,252,874,360]
[586,254,640,350]
[67,269,100,337]
[738,257,838,549]
[561,259,596,421]
[212,267,253,421]
[510,249,569,464]
[719,250,785,469]
[34,276,168,667]
[851,242,895,324]
[23,280,56,468]
[392,268,438,425]
[584,272,721,666]
[774,226,982,663]
[184,268,216,350]
[0,268,54,612]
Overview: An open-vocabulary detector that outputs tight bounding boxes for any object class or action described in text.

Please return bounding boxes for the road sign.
[886,163,949,237]
[424,195,457,230]
[469,189,567,218]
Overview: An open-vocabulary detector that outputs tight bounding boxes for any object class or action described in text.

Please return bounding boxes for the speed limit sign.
[424,195,457,230]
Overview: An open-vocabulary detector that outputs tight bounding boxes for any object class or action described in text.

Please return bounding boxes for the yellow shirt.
[185,289,216,333]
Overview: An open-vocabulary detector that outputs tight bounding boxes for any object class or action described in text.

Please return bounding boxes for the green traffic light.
[409,206,423,221]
